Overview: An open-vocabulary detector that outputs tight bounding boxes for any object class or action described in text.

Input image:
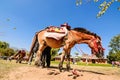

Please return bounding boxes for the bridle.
[89,38,101,53]
[90,38,105,53]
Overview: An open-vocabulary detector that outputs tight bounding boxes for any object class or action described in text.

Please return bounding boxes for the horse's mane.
[73,27,101,40]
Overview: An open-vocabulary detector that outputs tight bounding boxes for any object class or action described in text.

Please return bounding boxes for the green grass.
[51,61,112,67]
[77,62,112,67]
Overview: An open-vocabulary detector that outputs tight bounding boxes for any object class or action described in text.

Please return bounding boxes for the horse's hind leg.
[41,53,46,68]
[35,45,46,67]
[35,50,42,66]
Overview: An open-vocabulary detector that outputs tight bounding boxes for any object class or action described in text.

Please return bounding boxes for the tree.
[51,48,60,60]
[0,41,9,49]
[0,41,15,56]
[74,52,81,62]
[0,48,15,56]
[76,0,120,18]
[74,52,79,57]
[107,34,120,63]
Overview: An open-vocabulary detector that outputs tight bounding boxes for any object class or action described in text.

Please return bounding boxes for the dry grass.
[0,60,28,79]
[0,60,120,80]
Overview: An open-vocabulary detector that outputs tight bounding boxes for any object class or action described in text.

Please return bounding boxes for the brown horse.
[28,26,104,71]
[12,50,26,63]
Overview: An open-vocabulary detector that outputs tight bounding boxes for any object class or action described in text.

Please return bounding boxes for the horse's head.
[88,36,104,58]
[70,27,105,58]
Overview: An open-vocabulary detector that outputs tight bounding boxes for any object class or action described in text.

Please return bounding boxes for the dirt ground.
[2,64,120,80]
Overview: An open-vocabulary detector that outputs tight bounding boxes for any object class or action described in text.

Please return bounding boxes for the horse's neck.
[71,30,94,44]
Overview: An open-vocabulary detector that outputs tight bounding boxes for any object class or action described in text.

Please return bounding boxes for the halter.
[90,38,99,52]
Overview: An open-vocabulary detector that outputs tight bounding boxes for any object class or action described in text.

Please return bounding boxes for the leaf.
[117,7,120,10]
[76,0,82,6]
[97,1,113,18]
[112,0,115,2]
[117,0,120,2]
[94,0,99,2]
[99,1,107,9]
[79,0,82,5]
[13,27,16,30]
[76,0,79,6]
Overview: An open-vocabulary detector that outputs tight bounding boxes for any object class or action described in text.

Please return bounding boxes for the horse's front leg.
[66,54,71,71]
[59,50,65,72]
[18,56,23,63]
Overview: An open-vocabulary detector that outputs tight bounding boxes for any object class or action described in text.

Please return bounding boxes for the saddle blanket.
[44,26,68,40]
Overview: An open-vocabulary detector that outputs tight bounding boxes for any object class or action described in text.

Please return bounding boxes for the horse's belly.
[45,38,63,48]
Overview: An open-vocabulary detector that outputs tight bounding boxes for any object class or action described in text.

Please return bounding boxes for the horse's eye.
[97,40,101,43]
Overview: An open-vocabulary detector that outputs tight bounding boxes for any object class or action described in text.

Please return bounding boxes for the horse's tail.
[28,32,39,64]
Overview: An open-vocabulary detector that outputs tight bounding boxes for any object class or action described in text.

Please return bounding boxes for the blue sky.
[0,0,120,57]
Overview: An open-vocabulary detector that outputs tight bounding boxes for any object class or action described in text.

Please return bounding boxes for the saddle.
[44,26,68,40]
[46,26,66,33]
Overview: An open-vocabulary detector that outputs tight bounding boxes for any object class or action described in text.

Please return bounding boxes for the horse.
[28,25,104,71]
[11,50,27,63]
[114,61,120,67]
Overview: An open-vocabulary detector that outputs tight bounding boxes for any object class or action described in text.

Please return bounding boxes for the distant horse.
[114,61,120,67]
[28,24,104,71]
[12,50,26,63]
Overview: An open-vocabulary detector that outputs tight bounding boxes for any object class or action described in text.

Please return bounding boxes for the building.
[54,54,107,64]
[80,54,107,63]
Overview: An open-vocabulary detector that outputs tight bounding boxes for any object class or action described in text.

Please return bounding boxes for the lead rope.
[74,40,96,74]
[69,31,88,73]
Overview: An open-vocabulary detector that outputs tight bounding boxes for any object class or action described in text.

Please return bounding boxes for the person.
[41,46,51,68]
[60,23,71,30]
[72,58,76,64]
[112,61,115,67]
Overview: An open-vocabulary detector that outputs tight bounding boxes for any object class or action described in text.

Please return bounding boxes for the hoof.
[66,64,70,71]
[41,62,45,68]
[46,65,50,68]
[34,61,41,66]
[66,67,70,71]
[28,62,31,65]
[58,64,63,72]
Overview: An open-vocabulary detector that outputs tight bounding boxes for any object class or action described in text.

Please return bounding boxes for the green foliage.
[0,41,9,49]
[109,34,120,53]
[0,41,15,56]
[76,0,120,18]
[51,61,112,67]
[107,34,120,63]
[50,48,60,60]
[76,0,82,6]
[74,52,79,57]
[94,0,99,2]
[0,48,15,56]
[97,0,114,18]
